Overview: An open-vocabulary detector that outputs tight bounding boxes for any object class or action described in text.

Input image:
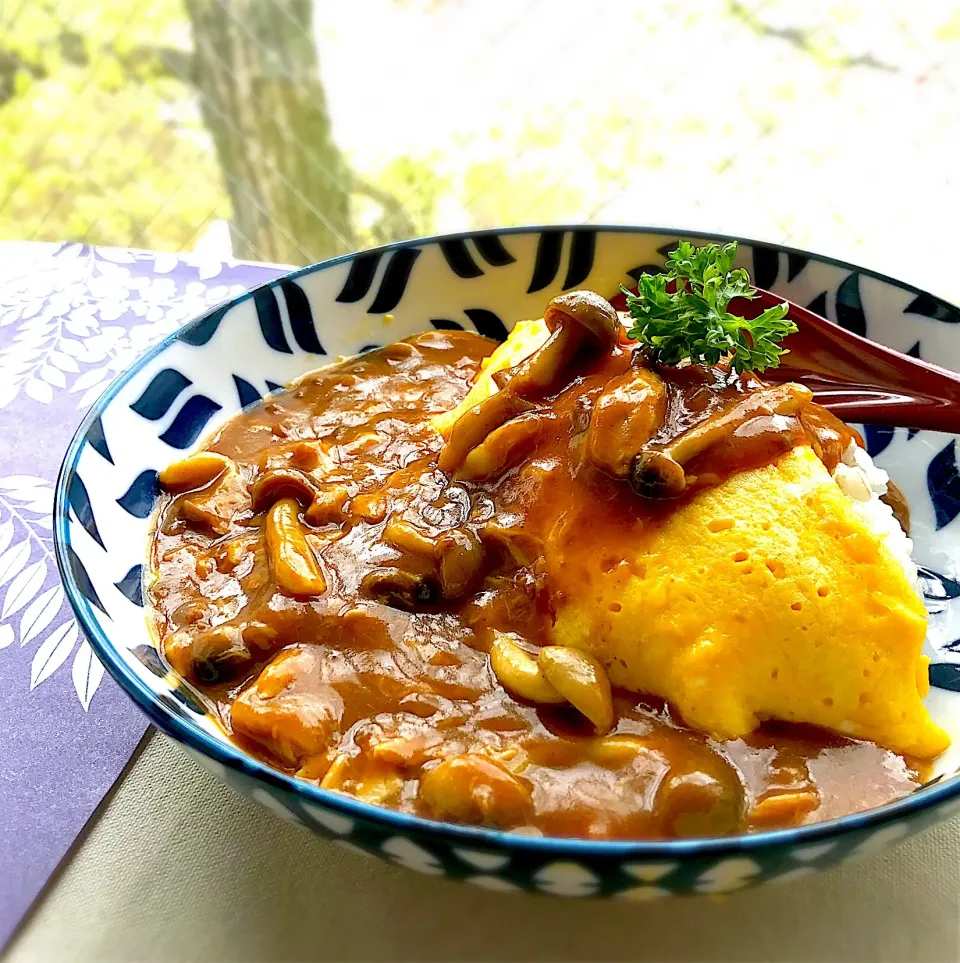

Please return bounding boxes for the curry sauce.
[148,322,927,840]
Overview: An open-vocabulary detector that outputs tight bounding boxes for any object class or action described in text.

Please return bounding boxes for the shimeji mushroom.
[440,290,620,475]
[630,382,814,499]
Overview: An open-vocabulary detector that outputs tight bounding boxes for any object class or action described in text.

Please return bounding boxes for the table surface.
[7,732,960,963]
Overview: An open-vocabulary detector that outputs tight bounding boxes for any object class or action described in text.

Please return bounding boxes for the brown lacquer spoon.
[612,285,960,433]
[742,287,960,433]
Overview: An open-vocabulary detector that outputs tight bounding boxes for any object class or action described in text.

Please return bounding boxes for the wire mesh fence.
[2,0,958,298]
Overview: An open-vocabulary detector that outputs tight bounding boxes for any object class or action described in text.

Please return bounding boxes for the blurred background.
[1,0,958,298]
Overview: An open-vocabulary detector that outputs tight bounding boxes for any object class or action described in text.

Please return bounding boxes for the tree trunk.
[184,0,356,265]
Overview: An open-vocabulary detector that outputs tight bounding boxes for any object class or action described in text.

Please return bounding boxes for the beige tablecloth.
[8,733,960,962]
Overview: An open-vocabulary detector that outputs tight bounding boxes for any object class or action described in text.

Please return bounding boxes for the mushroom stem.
[504,322,585,397]
[458,412,551,481]
[438,390,532,474]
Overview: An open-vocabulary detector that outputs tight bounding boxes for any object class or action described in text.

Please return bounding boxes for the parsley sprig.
[623,240,797,373]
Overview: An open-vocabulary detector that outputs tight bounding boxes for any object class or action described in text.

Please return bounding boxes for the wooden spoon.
[611,285,960,434]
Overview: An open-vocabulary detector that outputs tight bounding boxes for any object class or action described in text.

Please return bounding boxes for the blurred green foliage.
[2,0,958,275]
[0,1,228,251]
[0,1,468,258]
[0,1,591,259]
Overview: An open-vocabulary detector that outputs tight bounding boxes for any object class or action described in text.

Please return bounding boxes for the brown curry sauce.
[148,323,925,840]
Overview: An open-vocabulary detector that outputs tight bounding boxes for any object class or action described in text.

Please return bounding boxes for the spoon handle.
[610,283,960,434]
[745,288,960,434]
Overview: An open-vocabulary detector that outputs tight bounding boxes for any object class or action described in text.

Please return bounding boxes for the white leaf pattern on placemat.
[30,623,78,689]
[0,473,103,709]
[40,364,66,388]
[0,246,246,411]
[197,259,228,280]
[71,640,105,711]
[20,585,64,647]
[24,378,53,404]
[0,541,30,587]
[69,367,110,395]
[0,518,13,554]
[0,474,52,492]
[48,349,79,373]
[152,252,179,274]
[2,560,47,619]
[96,248,136,264]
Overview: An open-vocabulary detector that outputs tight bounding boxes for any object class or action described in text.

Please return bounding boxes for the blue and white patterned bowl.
[54,227,960,897]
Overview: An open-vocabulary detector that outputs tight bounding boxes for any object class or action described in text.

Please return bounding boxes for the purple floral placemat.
[0,242,287,948]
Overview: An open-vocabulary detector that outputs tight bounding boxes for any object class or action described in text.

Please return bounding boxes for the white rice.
[832,441,918,587]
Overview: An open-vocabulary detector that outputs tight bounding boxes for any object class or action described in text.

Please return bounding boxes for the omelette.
[436,316,948,760]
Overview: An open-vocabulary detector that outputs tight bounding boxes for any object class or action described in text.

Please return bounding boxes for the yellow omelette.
[436,319,948,760]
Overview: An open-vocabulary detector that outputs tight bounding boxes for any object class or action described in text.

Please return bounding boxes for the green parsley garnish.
[623,240,797,374]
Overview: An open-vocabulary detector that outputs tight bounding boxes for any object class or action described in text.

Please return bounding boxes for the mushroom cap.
[360,567,438,611]
[629,449,687,499]
[544,290,619,352]
[251,467,319,512]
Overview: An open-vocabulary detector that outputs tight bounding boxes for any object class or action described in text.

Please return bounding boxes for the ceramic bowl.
[55,226,960,898]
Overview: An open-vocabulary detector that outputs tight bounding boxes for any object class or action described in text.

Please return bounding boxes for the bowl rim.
[54,223,960,860]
